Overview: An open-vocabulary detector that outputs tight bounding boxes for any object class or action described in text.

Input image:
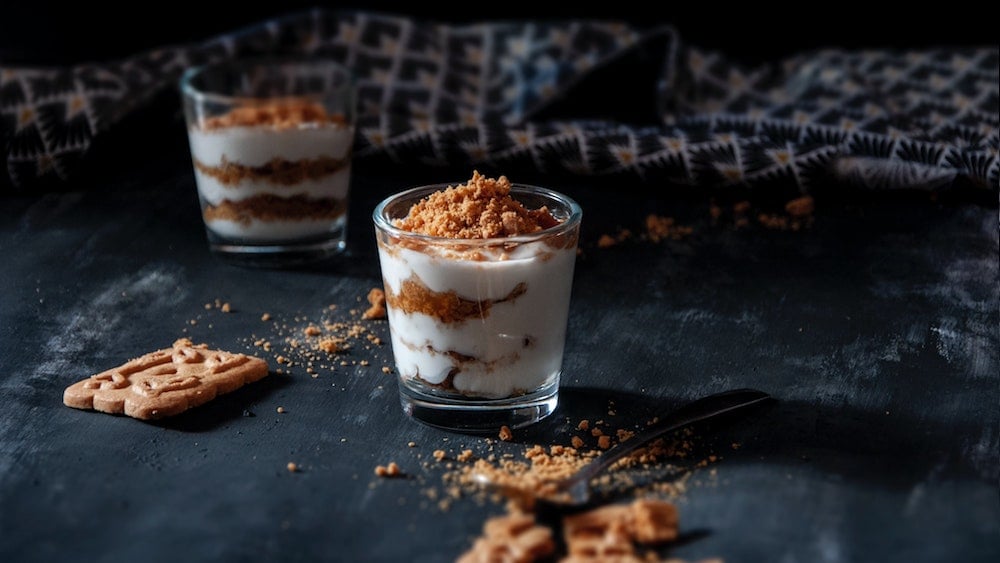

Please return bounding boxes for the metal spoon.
[477,388,772,508]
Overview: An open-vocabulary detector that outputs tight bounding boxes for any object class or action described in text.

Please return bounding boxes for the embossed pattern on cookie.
[63,338,269,420]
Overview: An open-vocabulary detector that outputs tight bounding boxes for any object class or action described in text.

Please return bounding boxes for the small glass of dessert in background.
[373,172,582,431]
[180,59,355,266]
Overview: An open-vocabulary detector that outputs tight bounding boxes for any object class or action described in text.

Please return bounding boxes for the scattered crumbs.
[360,360,370,366]
[457,449,474,462]
[591,428,603,437]
[571,435,585,449]
[645,214,693,242]
[261,313,271,321]
[221,303,231,313]
[433,449,447,462]
[286,462,298,473]
[407,441,417,448]
[340,438,347,443]
[597,435,612,450]
[577,419,590,431]
[757,195,816,231]
[731,442,741,450]
[276,406,286,414]
[498,425,513,442]
[304,325,322,336]
[381,366,392,374]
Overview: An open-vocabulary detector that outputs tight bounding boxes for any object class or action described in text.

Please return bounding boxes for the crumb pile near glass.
[376,172,579,400]
[188,100,353,241]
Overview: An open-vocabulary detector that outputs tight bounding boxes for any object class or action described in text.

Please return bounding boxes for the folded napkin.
[1,9,997,194]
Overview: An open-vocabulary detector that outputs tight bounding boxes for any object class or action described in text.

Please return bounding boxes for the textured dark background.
[1,4,997,562]
[0,111,997,561]
[1,0,995,65]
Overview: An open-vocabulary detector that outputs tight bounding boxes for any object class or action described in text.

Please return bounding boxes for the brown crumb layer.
[385,273,526,324]
[203,194,347,224]
[394,171,559,238]
[194,155,351,186]
[202,100,347,130]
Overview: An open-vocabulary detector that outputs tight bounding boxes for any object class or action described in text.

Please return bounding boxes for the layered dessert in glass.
[188,101,353,242]
[373,172,582,430]
[181,59,355,265]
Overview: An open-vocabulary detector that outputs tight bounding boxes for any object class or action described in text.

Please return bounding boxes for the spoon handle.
[563,388,772,493]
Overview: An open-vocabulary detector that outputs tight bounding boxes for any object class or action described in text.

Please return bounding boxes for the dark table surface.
[1,109,998,563]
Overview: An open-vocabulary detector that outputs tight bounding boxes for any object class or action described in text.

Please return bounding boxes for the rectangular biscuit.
[63,338,269,420]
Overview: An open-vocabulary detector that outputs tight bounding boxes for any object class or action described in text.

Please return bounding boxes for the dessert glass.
[180,58,356,266]
[373,184,582,431]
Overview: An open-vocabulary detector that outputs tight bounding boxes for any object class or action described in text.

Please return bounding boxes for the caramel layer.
[194,155,351,186]
[385,273,526,324]
[203,194,347,225]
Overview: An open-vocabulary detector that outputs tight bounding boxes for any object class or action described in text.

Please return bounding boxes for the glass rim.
[179,56,355,105]
[373,183,583,245]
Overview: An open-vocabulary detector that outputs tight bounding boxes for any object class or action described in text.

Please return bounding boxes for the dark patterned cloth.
[1,9,997,194]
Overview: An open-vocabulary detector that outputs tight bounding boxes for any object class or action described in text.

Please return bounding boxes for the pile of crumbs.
[457,498,724,563]
[405,422,722,563]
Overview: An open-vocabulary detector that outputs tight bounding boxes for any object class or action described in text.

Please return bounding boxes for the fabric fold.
[1,9,996,194]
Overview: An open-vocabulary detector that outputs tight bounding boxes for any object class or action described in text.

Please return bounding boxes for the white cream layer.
[188,125,354,167]
[378,242,576,399]
[205,215,347,242]
[195,167,351,205]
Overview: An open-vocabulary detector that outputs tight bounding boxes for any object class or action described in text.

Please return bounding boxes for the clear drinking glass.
[180,58,356,266]
[373,184,582,431]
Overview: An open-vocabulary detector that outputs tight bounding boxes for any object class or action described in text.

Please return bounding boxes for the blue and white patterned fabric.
[1,10,997,194]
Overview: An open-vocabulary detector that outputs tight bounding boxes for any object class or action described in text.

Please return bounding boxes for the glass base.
[208,237,346,268]
[398,379,559,433]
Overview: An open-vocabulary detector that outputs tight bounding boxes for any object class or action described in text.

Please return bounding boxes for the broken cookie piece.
[456,512,555,563]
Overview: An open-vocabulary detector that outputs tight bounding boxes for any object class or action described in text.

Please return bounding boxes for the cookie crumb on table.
[499,425,514,442]
[375,462,402,477]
